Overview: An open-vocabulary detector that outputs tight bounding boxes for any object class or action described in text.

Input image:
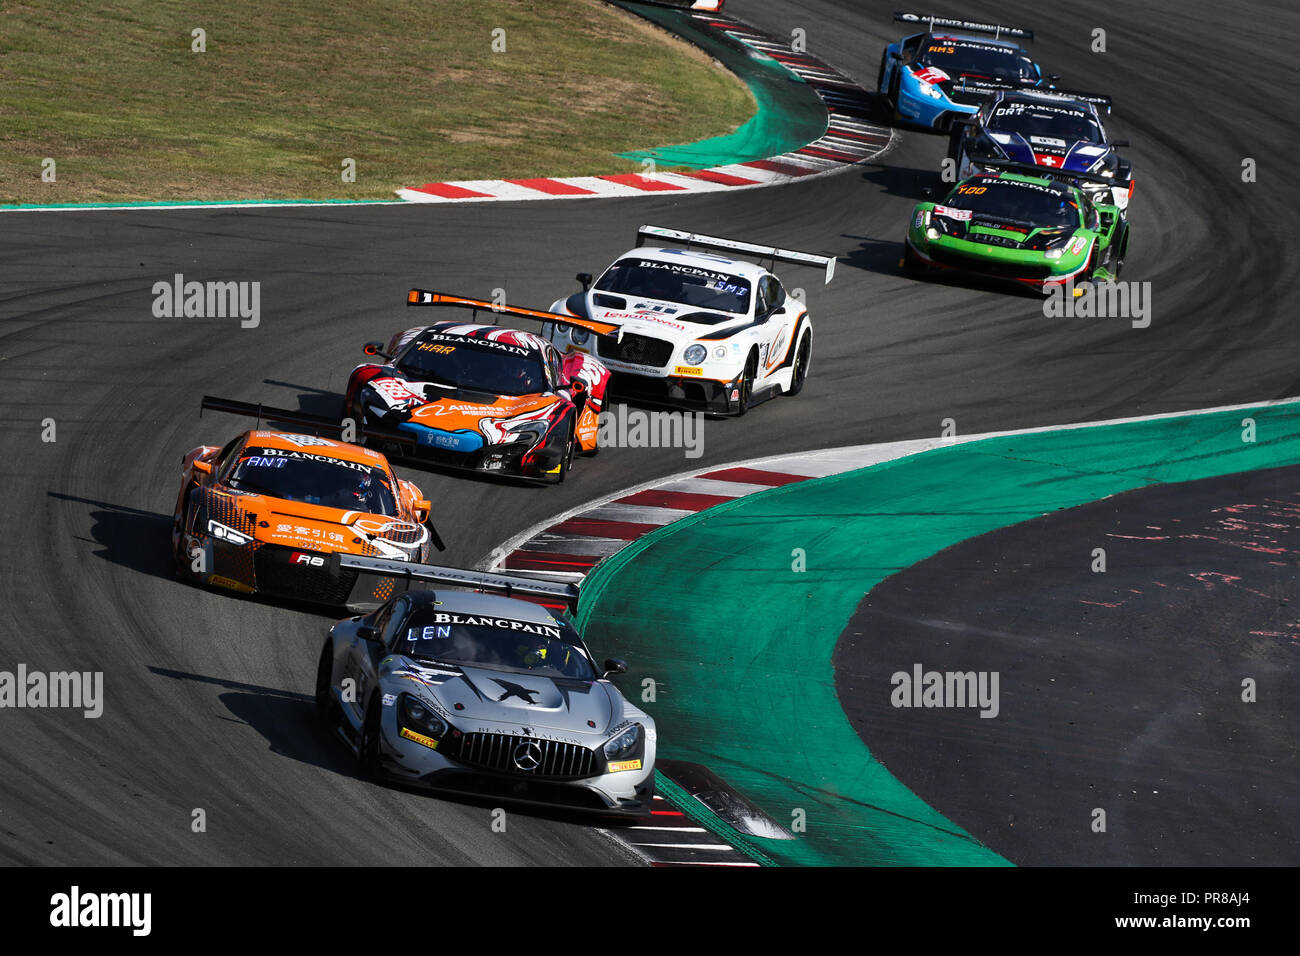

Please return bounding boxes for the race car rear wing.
[336,553,581,610]
[407,289,622,340]
[635,225,837,284]
[894,11,1033,41]
[200,394,418,447]
[976,158,1132,193]
[953,79,1113,112]
[1038,87,1113,112]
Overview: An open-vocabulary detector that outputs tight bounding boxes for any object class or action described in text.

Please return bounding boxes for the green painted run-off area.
[613,2,827,169]
[577,402,1300,866]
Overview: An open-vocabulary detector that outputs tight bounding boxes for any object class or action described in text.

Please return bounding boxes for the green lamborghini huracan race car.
[903,161,1132,292]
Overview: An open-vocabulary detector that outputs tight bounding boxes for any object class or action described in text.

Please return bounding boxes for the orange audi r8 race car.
[172,422,439,610]
[343,291,618,483]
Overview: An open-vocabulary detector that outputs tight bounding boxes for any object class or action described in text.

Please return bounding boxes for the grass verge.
[0,0,754,203]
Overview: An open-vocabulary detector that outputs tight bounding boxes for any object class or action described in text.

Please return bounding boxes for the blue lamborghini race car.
[877,12,1045,131]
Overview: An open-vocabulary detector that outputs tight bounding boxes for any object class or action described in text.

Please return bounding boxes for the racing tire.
[315,642,337,721]
[358,696,383,780]
[341,396,367,446]
[170,514,188,580]
[1110,223,1129,279]
[784,330,812,398]
[877,51,889,93]
[171,495,201,583]
[544,419,576,484]
[735,352,757,417]
[946,126,964,165]
[888,71,901,121]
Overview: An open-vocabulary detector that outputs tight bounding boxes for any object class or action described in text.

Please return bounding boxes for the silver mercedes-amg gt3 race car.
[315,555,656,815]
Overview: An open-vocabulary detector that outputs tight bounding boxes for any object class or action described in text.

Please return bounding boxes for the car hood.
[928,204,1080,250]
[585,295,747,340]
[986,131,1110,172]
[361,372,561,445]
[387,659,621,737]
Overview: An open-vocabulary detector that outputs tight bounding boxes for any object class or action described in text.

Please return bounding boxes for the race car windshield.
[395,610,595,680]
[988,106,1103,144]
[227,448,398,514]
[918,41,1036,81]
[398,338,548,397]
[595,259,751,314]
[945,180,1079,228]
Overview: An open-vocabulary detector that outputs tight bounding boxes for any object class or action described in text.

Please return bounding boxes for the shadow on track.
[48,492,174,582]
[859,162,945,200]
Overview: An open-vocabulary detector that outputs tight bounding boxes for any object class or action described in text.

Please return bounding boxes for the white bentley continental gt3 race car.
[541,225,836,415]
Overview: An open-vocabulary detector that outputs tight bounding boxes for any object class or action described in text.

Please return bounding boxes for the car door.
[756,275,797,385]
[343,595,405,724]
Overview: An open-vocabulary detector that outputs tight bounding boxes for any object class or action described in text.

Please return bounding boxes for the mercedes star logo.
[513,740,542,772]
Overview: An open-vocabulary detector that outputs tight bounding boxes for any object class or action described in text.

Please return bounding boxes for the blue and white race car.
[877,12,1045,131]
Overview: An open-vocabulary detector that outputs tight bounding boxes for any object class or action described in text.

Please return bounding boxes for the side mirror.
[413,498,432,521]
[1110,138,1129,148]
[920,186,934,199]
[576,272,593,291]
[357,625,381,642]
[602,658,627,678]
[192,459,214,475]
[362,341,390,359]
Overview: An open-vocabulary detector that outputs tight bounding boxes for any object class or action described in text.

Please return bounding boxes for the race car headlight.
[1027,229,1070,254]
[363,384,416,413]
[570,327,590,346]
[916,79,944,100]
[926,210,952,241]
[207,520,253,546]
[603,723,643,759]
[398,693,448,740]
[682,344,707,366]
[504,420,549,448]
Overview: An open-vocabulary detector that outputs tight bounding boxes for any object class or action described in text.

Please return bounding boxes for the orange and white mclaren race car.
[343,291,616,483]
[172,424,440,610]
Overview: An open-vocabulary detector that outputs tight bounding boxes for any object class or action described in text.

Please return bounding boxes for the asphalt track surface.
[839,463,1300,866]
[1,0,1297,865]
